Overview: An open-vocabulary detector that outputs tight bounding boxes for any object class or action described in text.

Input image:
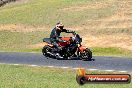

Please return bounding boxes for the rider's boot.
[55,46,63,59]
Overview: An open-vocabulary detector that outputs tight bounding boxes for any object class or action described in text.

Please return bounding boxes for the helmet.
[56,22,64,30]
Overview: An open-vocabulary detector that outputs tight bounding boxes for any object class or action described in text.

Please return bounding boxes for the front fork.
[77,45,86,57]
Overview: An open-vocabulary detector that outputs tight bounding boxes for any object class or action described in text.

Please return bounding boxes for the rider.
[50,22,73,58]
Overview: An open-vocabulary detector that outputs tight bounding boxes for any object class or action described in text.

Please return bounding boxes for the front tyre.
[81,48,92,61]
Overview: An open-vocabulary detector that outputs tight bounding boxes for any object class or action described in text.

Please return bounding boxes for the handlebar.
[72,31,76,35]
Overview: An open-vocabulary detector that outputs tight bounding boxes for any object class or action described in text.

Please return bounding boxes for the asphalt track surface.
[0,52,132,72]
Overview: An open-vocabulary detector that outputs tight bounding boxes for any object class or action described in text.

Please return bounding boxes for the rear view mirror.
[80,38,82,42]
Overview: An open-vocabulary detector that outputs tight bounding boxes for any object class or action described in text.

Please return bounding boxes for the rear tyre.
[81,48,92,61]
[42,45,50,57]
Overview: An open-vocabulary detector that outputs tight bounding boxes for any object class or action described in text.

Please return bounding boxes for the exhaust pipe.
[47,52,55,57]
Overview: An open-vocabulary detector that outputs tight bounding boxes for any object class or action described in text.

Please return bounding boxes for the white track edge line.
[0,63,130,73]
[88,69,98,71]
[119,71,127,73]
[29,65,38,67]
[105,70,114,72]
[47,66,54,68]
[61,67,69,69]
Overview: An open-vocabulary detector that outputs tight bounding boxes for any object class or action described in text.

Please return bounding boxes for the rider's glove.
[67,30,75,33]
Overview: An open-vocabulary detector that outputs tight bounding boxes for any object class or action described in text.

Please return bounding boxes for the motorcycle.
[42,31,92,61]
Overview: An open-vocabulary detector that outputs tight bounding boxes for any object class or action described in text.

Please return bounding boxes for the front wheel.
[80,48,92,61]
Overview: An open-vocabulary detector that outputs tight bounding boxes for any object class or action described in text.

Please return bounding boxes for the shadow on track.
[46,56,95,61]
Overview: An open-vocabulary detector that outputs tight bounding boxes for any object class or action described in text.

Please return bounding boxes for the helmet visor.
[59,26,64,29]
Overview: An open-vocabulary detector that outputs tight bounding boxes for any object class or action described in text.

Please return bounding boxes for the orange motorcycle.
[42,31,92,61]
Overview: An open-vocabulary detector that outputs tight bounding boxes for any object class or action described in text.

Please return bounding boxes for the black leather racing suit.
[50,27,72,52]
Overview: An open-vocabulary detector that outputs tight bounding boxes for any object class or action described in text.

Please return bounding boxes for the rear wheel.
[42,45,50,57]
[80,48,92,61]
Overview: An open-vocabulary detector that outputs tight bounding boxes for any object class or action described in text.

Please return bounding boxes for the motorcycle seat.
[43,38,51,44]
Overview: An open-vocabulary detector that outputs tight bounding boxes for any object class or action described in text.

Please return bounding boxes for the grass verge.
[0,64,131,88]
[0,0,116,25]
[92,47,132,57]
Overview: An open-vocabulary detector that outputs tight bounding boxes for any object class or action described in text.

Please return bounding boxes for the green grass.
[92,47,132,57]
[0,30,49,50]
[0,0,116,26]
[94,28,132,35]
[0,64,131,88]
